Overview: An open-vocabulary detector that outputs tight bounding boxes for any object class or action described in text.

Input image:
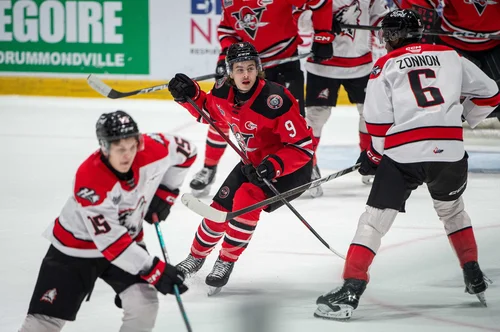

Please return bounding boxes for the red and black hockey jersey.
[43,133,196,275]
[180,78,314,177]
[398,0,500,51]
[218,0,333,63]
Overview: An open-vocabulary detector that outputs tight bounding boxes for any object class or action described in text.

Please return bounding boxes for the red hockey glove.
[140,257,188,295]
[144,185,179,224]
[311,30,334,63]
[357,147,382,176]
[168,73,200,102]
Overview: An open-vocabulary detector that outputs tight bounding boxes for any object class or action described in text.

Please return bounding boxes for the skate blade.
[207,286,222,296]
[476,292,487,307]
[191,187,211,198]
[313,304,352,321]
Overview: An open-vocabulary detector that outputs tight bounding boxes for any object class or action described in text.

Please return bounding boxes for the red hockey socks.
[204,126,229,167]
[359,132,371,152]
[448,227,478,268]
[342,244,376,282]
[191,202,227,258]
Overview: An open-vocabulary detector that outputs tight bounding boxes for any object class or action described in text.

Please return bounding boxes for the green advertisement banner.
[0,0,149,74]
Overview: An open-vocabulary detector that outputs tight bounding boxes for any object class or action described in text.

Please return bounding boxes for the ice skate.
[206,257,235,296]
[463,261,492,307]
[314,279,367,321]
[308,164,324,198]
[176,254,206,278]
[361,175,374,185]
[190,166,217,197]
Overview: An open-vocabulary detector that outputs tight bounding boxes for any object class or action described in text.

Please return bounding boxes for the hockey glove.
[215,48,228,80]
[241,157,279,187]
[168,73,200,102]
[311,30,334,63]
[144,185,179,224]
[357,148,382,176]
[140,257,188,295]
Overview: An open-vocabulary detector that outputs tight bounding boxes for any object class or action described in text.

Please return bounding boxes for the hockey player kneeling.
[19,111,195,332]
[315,9,499,321]
[168,41,314,295]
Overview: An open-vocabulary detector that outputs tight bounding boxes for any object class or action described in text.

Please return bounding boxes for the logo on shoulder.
[405,45,422,53]
[370,65,381,77]
[76,187,100,204]
[267,94,283,110]
[215,76,227,89]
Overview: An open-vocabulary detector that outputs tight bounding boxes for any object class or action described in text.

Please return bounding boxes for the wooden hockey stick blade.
[181,163,360,222]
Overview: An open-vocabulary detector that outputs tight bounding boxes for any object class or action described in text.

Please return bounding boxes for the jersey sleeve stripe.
[471,92,500,107]
[102,232,133,261]
[53,218,96,250]
[366,122,393,137]
[385,126,463,149]
[176,154,197,168]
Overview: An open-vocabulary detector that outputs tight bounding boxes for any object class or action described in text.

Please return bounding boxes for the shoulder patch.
[250,81,293,119]
[76,187,100,204]
[211,79,231,99]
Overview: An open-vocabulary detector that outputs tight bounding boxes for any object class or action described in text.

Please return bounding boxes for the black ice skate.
[205,257,235,296]
[308,164,323,198]
[463,261,492,307]
[190,166,217,198]
[176,254,206,278]
[314,278,367,320]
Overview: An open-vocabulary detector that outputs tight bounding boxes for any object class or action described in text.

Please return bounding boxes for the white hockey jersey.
[365,43,500,164]
[43,133,197,275]
[297,0,389,78]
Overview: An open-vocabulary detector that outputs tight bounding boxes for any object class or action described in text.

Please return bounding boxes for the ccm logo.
[146,269,161,284]
[314,35,332,42]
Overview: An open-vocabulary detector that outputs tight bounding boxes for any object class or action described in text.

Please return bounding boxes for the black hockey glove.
[357,149,381,176]
[241,157,279,187]
[140,257,188,295]
[311,30,334,63]
[144,185,179,224]
[168,73,200,102]
[215,48,228,80]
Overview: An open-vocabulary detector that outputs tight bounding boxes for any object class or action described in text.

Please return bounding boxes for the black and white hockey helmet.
[225,41,262,74]
[381,9,423,46]
[96,110,140,152]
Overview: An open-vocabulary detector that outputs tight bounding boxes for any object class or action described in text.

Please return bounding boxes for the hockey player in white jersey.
[296,0,389,195]
[314,9,499,321]
[19,111,195,332]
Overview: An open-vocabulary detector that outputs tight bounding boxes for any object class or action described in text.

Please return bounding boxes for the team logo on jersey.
[76,187,100,204]
[317,88,330,99]
[336,0,362,40]
[231,6,268,40]
[219,186,231,199]
[118,196,146,234]
[433,147,444,154]
[464,0,497,16]
[245,121,258,130]
[370,65,382,78]
[230,123,256,153]
[40,288,57,304]
[112,194,122,205]
[267,94,283,109]
[147,133,166,146]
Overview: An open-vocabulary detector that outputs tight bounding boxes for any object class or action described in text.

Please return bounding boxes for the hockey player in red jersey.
[168,42,314,294]
[19,111,194,332]
[314,9,499,320]
[189,0,334,198]
[397,0,500,120]
[295,0,389,196]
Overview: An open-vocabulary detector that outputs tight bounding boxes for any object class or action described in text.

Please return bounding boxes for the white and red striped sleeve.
[159,133,198,191]
[460,56,500,128]
[363,59,394,157]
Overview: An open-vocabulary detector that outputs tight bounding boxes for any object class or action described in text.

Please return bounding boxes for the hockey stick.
[181,163,360,222]
[152,213,193,332]
[340,23,500,40]
[87,52,312,100]
[184,97,345,259]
